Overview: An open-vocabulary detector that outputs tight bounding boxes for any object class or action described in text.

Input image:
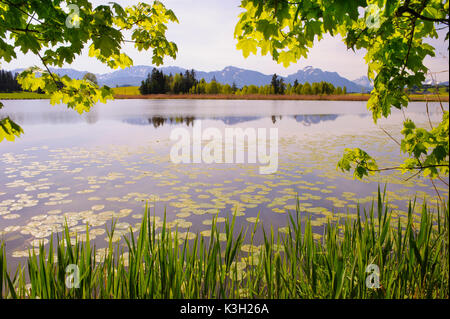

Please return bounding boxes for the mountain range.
[11,65,375,93]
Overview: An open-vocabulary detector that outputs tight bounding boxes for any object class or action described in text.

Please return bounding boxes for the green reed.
[0,189,448,299]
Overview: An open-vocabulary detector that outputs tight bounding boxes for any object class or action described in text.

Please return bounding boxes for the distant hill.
[352,76,373,92]
[10,67,89,81]
[423,78,450,86]
[10,65,372,93]
[97,66,187,87]
[284,66,367,93]
[195,66,273,88]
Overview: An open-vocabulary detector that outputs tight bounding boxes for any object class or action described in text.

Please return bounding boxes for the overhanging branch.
[396,4,449,25]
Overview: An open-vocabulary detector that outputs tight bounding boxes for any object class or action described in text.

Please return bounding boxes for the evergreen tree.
[231,82,238,93]
[271,74,279,94]
[279,78,286,95]
[0,70,21,92]
[139,68,170,94]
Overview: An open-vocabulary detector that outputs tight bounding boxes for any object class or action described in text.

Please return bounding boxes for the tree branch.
[0,0,44,25]
[6,27,42,34]
[367,164,449,172]
[396,5,449,24]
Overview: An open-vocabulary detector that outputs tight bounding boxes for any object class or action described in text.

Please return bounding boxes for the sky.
[2,0,449,82]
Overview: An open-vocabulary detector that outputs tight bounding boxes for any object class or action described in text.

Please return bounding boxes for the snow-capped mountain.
[352,76,373,91]
[10,65,371,93]
[284,66,366,93]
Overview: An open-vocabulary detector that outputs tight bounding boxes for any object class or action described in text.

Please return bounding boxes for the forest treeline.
[0,70,21,92]
[139,68,348,95]
[0,69,46,93]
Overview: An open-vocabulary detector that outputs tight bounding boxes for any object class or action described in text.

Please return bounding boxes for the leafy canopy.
[0,0,178,142]
[235,0,449,181]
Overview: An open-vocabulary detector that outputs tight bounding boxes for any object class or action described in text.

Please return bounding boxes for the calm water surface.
[0,99,448,264]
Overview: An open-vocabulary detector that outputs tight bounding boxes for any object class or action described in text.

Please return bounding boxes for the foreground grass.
[0,190,448,299]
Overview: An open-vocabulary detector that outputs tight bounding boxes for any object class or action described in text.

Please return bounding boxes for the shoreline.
[1,93,448,102]
[113,93,449,102]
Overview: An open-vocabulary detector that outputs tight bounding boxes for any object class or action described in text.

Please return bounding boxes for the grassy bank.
[0,92,49,100]
[1,90,447,102]
[114,93,370,101]
[113,92,449,102]
[1,190,448,299]
[112,86,141,96]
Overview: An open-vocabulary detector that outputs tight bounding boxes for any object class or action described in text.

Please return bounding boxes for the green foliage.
[17,66,114,114]
[206,79,220,94]
[0,117,23,142]
[235,0,449,181]
[0,191,448,299]
[301,82,312,95]
[338,148,379,179]
[400,111,449,177]
[0,0,178,141]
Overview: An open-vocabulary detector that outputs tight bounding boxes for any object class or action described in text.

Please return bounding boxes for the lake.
[0,99,448,265]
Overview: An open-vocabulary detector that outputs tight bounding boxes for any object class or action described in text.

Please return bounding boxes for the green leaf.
[236,38,258,58]
[0,117,23,142]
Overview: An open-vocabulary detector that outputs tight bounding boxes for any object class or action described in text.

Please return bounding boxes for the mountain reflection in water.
[122,114,350,127]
